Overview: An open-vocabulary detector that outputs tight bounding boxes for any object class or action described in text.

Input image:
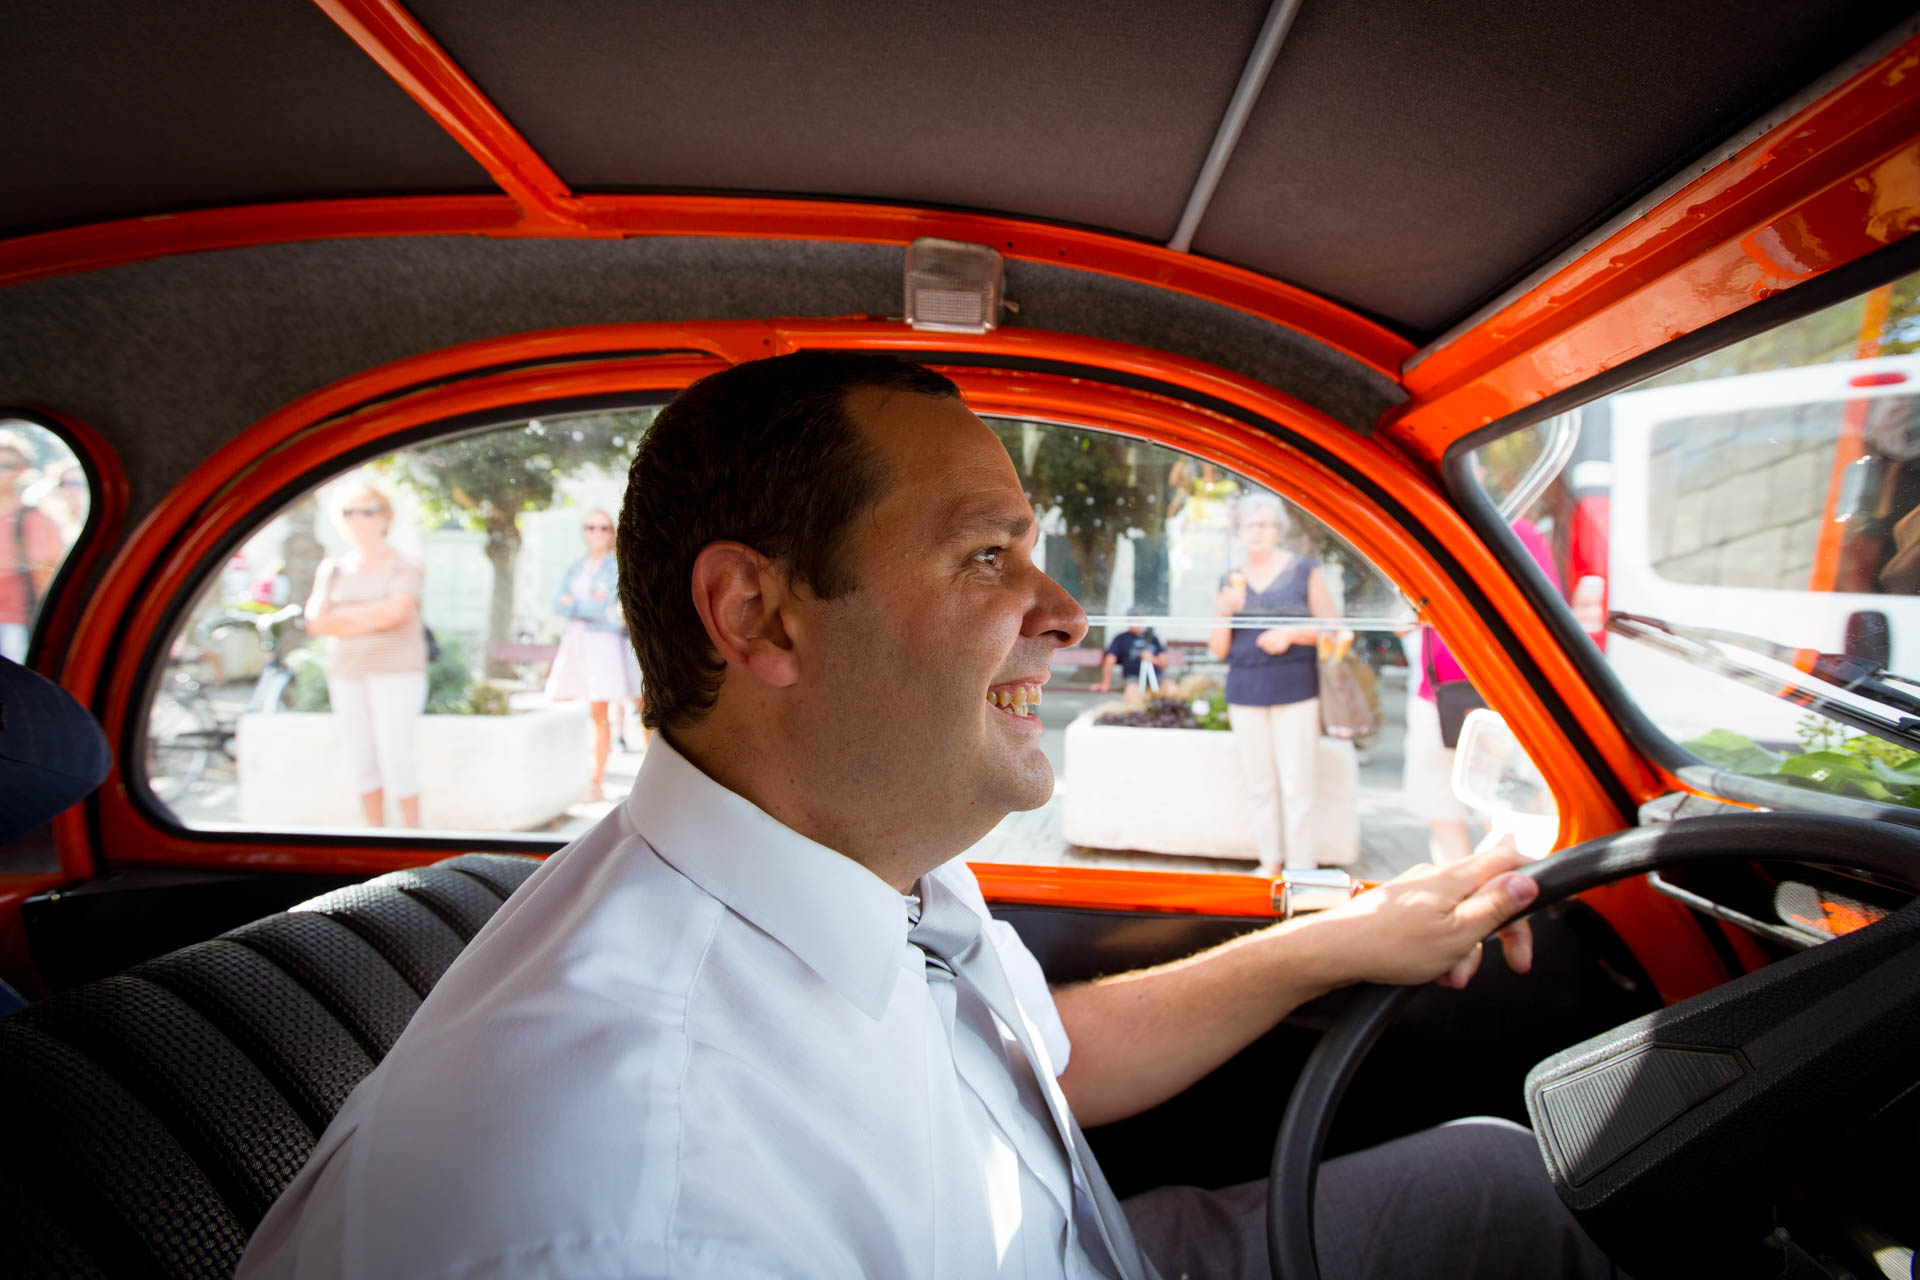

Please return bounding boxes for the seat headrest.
[0,656,110,843]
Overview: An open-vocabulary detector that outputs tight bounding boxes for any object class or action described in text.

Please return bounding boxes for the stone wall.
[1647,403,1838,590]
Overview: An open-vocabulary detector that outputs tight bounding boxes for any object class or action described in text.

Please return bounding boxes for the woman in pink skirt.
[545,510,643,798]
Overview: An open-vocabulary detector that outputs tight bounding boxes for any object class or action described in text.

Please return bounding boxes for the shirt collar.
[624,735,910,1020]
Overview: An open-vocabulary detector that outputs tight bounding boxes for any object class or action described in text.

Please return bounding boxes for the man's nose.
[1026,569,1088,649]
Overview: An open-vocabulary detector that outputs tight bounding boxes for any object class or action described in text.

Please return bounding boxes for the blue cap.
[0,656,110,843]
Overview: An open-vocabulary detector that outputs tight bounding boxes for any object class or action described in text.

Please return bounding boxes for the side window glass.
[1467,268,1920,809]
[143,404,1547,875]
[144,409,656,831]
[0,420,90,661]
[978,418,1543,880]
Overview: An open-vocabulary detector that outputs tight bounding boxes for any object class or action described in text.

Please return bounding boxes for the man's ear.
[689,542,800,690]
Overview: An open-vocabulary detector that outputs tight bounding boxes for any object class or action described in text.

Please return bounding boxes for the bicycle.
[143,603,304,805]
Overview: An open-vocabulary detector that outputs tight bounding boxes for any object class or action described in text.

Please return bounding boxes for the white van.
[1597,353,1920,748]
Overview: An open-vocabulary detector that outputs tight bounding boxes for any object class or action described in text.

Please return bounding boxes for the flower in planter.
[465,684,510,716]
[1094,695,1231,731]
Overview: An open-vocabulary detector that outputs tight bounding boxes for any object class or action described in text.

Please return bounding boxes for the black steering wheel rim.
[1266,812,1920,1280]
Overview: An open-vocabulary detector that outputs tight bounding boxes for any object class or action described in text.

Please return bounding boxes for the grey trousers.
[1122,1118,1618,1280]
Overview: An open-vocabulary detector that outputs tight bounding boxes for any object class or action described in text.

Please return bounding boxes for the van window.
[0,419,90,662]
[144,407,1544,876]
[1465,269,1920,804]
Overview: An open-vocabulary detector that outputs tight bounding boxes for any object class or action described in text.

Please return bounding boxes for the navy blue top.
[1105,628,1165,678]
[1223,557,1319,707]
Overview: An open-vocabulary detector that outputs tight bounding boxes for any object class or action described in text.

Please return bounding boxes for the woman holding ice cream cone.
[1209,492,1339,874]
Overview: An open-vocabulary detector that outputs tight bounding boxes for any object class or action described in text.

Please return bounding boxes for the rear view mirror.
[1451,708,1558,859]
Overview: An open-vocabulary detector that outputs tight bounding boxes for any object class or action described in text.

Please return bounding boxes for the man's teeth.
[988,686,1042,716]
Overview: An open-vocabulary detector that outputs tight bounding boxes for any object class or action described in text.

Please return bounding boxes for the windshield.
[1465,269,1920,810]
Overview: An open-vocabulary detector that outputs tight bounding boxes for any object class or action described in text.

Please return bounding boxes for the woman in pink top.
[305,485,428,828]
[0,430,64,662]
[1406,518,1558,863]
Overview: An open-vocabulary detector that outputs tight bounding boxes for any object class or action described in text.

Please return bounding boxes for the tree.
[990,420,1401,631]
[375,410,654,676]
[991,422,1170,642]
[1646,278,1920,387]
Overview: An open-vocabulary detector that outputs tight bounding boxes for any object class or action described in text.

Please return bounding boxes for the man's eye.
[970,547,1004,568]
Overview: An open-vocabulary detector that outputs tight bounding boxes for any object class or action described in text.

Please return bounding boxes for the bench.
[0,852,543,1278]
[488,641,558,666]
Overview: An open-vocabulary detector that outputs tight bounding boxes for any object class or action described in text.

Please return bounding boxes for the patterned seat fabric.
[0,851,542,1279]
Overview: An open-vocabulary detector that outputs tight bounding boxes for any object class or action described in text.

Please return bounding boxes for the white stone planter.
[1061,712,1359,866]
[235,706,590,831]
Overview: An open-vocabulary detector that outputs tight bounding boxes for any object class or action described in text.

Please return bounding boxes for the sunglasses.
[583,522,613,531]
[342,506,384,518]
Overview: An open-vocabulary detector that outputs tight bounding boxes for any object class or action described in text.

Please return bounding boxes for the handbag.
[1317,652,1374,739]
[1423,634,1483,750]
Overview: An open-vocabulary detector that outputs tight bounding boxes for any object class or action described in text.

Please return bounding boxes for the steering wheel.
[1267,813,1920,1280]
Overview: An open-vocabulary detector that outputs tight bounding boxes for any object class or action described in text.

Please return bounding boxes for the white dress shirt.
[238,736,1119,1279]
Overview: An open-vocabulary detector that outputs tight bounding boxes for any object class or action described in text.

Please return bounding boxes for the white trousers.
[327,672,427,799]
[1227,699,1320,872]
[1402,692,1469,827]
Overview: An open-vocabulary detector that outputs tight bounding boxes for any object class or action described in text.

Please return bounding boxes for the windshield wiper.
[1610,614,1920,718]
[1606,612,1920,751]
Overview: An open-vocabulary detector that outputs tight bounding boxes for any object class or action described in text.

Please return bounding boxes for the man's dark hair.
[619,351,961,730]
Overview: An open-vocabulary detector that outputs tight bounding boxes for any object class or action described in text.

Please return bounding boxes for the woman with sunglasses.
[0,430,64,662]
[546,509,643,799]
[304,485,427,827]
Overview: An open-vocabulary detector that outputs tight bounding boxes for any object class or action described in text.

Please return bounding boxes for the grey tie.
[909,876,1158,1280]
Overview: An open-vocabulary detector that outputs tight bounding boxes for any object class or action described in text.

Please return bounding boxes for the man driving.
[240,353,1611,1278]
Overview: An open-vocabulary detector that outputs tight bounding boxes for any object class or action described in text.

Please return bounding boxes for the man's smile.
[986,680,1045,720]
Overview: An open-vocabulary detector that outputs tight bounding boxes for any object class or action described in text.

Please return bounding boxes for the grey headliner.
[6,1,492,239]
[406,0,1270,245]
[0,237,1399,528]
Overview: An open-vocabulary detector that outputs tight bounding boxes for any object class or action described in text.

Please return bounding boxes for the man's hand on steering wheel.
[1311,850,1541,990]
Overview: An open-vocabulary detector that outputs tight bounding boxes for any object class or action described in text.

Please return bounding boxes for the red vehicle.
[3,3,1920,1277]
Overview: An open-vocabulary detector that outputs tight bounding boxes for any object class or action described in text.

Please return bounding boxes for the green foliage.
[286,648,331,712]
[373,411,654,534]
[1646,277,1920,388]
[1684,728,1787,774]
[1684,726,1920,807]
[423,639,509,716]
[284,637,505,715]
[1191,697,1232,731]
[426,637,473,712]
[371,409,655,675]
[466,683,511,716]
[1794,712,1920,768]
[988,421,1400,626]
[1774,751,1902,802]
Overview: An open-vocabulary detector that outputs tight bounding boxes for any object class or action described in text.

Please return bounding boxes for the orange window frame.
[46,318,1733,1000]
[59,321,1645,860]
